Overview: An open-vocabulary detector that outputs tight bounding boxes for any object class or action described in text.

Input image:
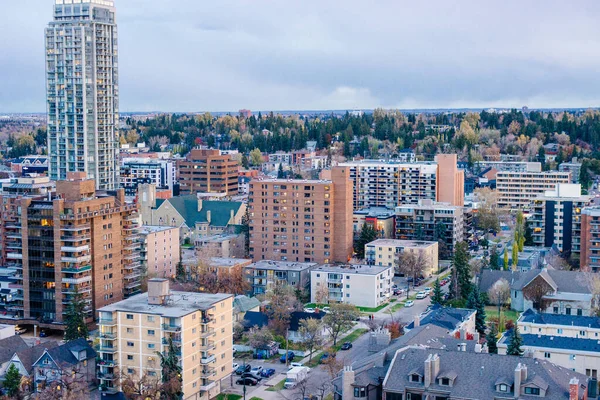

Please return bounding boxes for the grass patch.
[390,303,404,313]
[324,395,333,400]
[216,395,242,400]
[485,306,519,322]
[357,303,389,313]
[266,379,286,392]
[303,303,328,308]
[389,298,397,303]
[249,398,264,400]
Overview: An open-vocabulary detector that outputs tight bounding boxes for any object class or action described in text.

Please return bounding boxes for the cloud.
[1,0,600,113]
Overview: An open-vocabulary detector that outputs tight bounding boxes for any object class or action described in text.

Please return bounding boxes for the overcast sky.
[2,0,600,113]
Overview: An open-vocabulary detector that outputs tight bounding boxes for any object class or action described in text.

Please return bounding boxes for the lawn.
[249,398,264,400]
[216,395,242,400]
[357,303,389,313]
[485,306,519,330]
[266,378,286,392]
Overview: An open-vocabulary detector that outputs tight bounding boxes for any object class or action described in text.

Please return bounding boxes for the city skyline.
[1,0,600,113]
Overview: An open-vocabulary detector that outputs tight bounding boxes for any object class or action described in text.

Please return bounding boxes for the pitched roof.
[500,333,600,354]
[478,269,523,293]
[520,309,600,329]
[13,341,59,375]
[233,295,261,314]
[384,347,587,400]
[242,310,325,332]
[243,311,269,329]
[405,305,475,331]
[479,268,591,295]
[36,338,96,370]
[156,195,242,228]
[0,335,28,364]
[289,311,325,331]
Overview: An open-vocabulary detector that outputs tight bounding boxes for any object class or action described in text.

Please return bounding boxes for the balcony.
[98,319,116,326]
[201,354,216,364]
[62,265,92,274]
[99,332,116,339]
[162,336,182,345]
[96,345,118,353]
[61,245,90,252]
[200,340,215,351]
[61,254,91,263]
[162,324,181,332]
[62,276,92,285]
[200,380,216,392]
[200,328,215,338]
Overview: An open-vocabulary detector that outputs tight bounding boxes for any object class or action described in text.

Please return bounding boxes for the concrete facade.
[436,154,465,207]
[496,171,571,209]
[365,239,439,277]
[140,226,180,279]
[178,149,239,196]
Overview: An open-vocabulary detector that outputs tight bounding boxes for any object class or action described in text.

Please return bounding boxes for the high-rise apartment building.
[178,149,239,196]
[97,279,233,398]
[338,160,437,210]
[0,173,140,328]
[435,154,464,207]
[46,0,120,189]
[496,171,571,209]
[580,207,600,272]
[529,184,591,259]
[120,158,176,196]
[248,167,353,264]
[140,226,180,279]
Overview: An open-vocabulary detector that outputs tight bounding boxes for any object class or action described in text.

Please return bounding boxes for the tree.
[277,163,285,179]
[354,223,377,260]
[241,154,249,169]
[506,326,524,356]
[486,324,499,354]
[298,318,323,361]
[265,282,301,336]
[453,242,472,299]
[121,372,162,400]
[64,288,89,342]
[241,206,251,258]
[524,220,534,246]
[249,148,263,166]
[466,286,486,337]
[522,276,554,312]
[474,187,501,233]
[156,337,182,400]
[245,326,274,350]
[397,251,427,288]
[487,278,511,317]
[511,242,519,270]
[431,278,444,306]
[489,246,500,270]
[322,303,359,345]
[32,366,89,400]
[175,261,185,281]
[503,248,509,270]
[3,364,21,397]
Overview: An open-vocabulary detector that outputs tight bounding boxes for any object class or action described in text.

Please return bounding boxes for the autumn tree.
[249,148,263,166]
[397,251,427,288]
[323,303,359,345]
[298,318,324,361]
[522,276,554,312]
[487,278,511,317]
[121,372,162,400]
[264,282,301,336]
[245,326,274,350]
[474,187,501,233]
[31,367,88,400]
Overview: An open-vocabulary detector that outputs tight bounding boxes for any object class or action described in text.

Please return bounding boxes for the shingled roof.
[155,195,242,228]
[520,309,600,329]
[405,305,475,331]
[478,268,591,294]
[0,335,28,364]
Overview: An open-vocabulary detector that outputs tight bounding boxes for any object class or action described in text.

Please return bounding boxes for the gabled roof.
[12,341,59,375]
[479,269,591,295]
[500,333,600,354]
[242,311,269,329]
[520,309,600,329]
[155,196,242,228]
[233,295,261,314]
[0,335,28,364]
[34,338,96,370]
[405,305,475,331]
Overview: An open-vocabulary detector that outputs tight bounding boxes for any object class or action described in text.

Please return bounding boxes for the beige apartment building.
[365,239,439,276]
[496,170,571,209]
[248,166,353,264]
[140,226,181,279]
[436,154,464,207]
[97,279,233,399]
[178,149,239,196]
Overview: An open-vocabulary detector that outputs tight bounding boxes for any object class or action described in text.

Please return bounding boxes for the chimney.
[431,354,440,380]
[514,364,522,397]
[198,198,203,212]
[473,332,480,343]
[148,278,170,305]
[206,210,211,224]
[460,343,467,352]
[414,314,420,327]
[424,354,433,388]
[230,209,235,223]
[460,328,466,340]
[520,364,527,382]
[342,366,355,400]
[569,377,579,400]
[474,343,482,353]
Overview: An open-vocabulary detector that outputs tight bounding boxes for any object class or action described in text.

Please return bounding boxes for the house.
[233,295,261,323]
[32,338,96,392]
[404,305,476,337]
[497,309,600,379]
[0,335,29,378]
[478,269,593,316]
[242,311,326,343]
[2,342,59,382]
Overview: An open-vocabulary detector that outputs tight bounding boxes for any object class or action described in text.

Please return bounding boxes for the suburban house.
[0,335,30,377]
[2,342,59,382]
[478,269,593,316]
[32,338,96,392]
[242,311,326,343]
[310,264,393,308]
[404,305,477,338]
[233,295,261,323]
[497,309,600,380]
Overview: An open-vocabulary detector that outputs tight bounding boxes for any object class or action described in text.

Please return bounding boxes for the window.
[148,344,156,349]
[126,314,134,320]
[544,352,551,358]
[354,387,366,397]
[126,328,133,334]
[566,307,572,315]
[557,329,563,334]
[147,316,155,322]
[553,306,559,313]
[127,368,134,374]
[580,330,586,337]
[570,354,576,361]
[524,387,540,395]
[148,371,157,377]
[127,355,134,360]
[411,374,420,382]
[498,384,508,392]
[148,330,155,336]
[127,342,134,347]
[440,378,450,386]
[577,308,583,316]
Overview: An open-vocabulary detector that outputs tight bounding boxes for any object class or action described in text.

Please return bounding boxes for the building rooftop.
[139,225,178,234]
[353,207,396,218]
[519,309,600,329]
[154,195,243,228]
[208,257,252,267]
[98,291,232,318]
[246,260,318,271]
[250,178,332,184]
[500,330,600,354]
[312,264,392,276]
[366,239,438,248]
[196,234,241,243]
[406,305,475,331]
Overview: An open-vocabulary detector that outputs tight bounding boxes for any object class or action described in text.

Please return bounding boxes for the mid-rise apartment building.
[310,264,393,308]
[352,207,396,239]
[244,261,318,296]
[0,172,141,328]
[365,239,439,277]
[248,166,353,264]
[120,158,176,196]
[473,161,542,175]
[529,184,591,259]
[140,226,180,279]
[496,171,571,209]
[580,207,600,272]
[395,201,471,254]
[436,154,464,207]
[178,149,239,196]
[97,279,233,399]
[559,158,583,184]
[46,0,119,189]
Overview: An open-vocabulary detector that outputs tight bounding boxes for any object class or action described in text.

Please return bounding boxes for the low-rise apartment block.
[97,279,233,398]
[178,149,239,196]
[120,157,176,196]
[140,226,180,279]
[365,239,439,277]
[496,170,571,209]
[473,160,542,175]
[244,260,318,296]
[310,264,392,308]
[559,158,583,184]
[529,184,591,259]
[195,234,245,259]
[248,166,353,264]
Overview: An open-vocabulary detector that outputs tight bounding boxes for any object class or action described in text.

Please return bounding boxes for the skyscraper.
[46,0,120,190]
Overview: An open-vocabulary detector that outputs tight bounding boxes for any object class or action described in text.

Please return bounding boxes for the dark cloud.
[1,0,600,113]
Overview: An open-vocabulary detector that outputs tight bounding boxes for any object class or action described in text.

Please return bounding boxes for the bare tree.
[522,276,554,312]
[397,251,427,288]
[265,282,302,336]
[245,326,274,350]
[487,278,511,316]
[121,372,162,400]
[298,318,324,362]
[474,187,501,234]
[31,367,89,400]
[578,266,600,317]
[322,303,359,346]
[313,284,330,305]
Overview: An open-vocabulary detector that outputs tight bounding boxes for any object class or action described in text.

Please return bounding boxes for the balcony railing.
[201,354,216,364]
[162,324,181,332]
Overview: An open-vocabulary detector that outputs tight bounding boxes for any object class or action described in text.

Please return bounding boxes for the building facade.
[310,264,393,308]
[140,226,180,279]
[248,166,353,264]
[352,208,396,239]
[120,158,176,196]
[46,0,120,189]
[97,279,233,399]
[435,154,464,207]
[365,239,439,277]
[581,207,600,272]
[496,171,571,209]
[244,261,318,296]
[177,149,239,196]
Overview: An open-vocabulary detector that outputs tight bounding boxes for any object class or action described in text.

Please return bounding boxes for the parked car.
[392,284,398,289]
[290,362,304,368]
[280,351,295,363]
[340,342,353,350]
[304,308,315,313]
[39,329,48,338]
[241,372,262,381]
[416,291,428,299]
[320,352,336,362]
[232,363,239,372]
[322,306,331,313]
[250,366,263,375]
[236,377,258,386]
[15,326,26,335]
[261,368,276,378]
[424,287,432,294]
[405,300,414,307]
[235,364,251,375]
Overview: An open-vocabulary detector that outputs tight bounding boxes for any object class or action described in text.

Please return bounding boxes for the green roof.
[156,195,243,228]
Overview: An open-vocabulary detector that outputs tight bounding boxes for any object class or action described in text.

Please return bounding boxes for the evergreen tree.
[241,207,251,258]
[486,324,499,354]
[241,154,249,169]
[489,246,500,270]
[354,223,378,260]
[3,363,21,397]
[466,286,486,336]
[176,261,185,281]
[524,220,534,246]
[503,248,509,270]
[506,326,524,356]
[277,163,284,179]
[431,278,444,306]
[64,287,89,342]
[157,337,183,400]
[453,242,471,299]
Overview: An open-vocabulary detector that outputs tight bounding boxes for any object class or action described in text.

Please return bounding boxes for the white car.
[415,291,428,299]
[232,363,239,372]
[15,326,27,335]
[405,300,414,307]
[250,366,263,375]
[424,287,433,293]
[304,308,315,313]
[290,362,304,368]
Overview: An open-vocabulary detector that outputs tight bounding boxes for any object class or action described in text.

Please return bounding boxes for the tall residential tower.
[46,0,120,189]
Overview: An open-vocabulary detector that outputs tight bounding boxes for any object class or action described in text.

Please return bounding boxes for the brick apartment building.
[177,149,239,196]
[436,154,464,207]
[0,172,141,329]
[248,166,353,264]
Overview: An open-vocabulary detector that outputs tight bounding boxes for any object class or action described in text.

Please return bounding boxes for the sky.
[2,0,600,113]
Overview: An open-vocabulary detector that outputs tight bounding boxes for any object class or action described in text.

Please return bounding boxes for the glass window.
[524,387,540,395]
[126,314,134,320]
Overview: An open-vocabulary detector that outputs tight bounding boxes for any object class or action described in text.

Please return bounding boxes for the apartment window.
[126,328,133,334]
[566,306,572,315]
[557,329,563,334]
[580,330,586,337]
[524,387,540,395]
[127,368,134,374]
[148,344,156,349]
[148,330,155,336]
[147,316,154,322]
[127,342,134,347]
[553,306,559,314]
[127,355,134,360]
[577,308,583,316]
[148,371,157,377]
[544,352,551,358]
[192,368,197,375]
[126,314,133,320]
